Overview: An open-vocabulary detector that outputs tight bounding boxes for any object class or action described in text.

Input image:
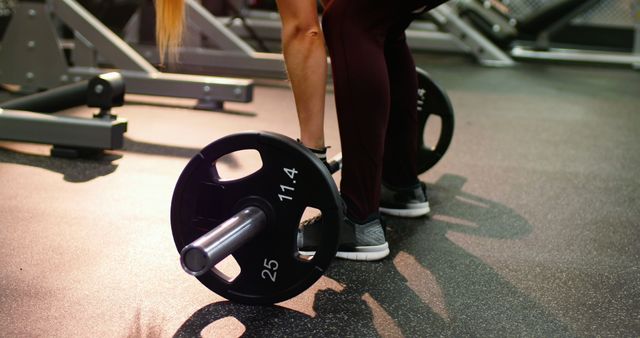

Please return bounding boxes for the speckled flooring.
[1,54,639,337]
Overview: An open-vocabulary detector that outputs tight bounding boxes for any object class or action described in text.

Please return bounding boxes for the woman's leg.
[276,0,327,150]
[381,19,420,188]
[322,1,429,220]
[322,0,396,221]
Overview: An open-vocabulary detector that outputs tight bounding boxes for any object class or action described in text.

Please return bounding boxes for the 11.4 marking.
[278,167,298,202]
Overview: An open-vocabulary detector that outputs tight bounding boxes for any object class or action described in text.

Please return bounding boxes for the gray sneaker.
[379,181,430,217]
[298,214,389,261]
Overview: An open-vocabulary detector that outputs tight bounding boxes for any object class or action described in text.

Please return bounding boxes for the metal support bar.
[53,0,156,73]
[0,78,88,113]
[180,206,267,276]
[428,5,515,67]
[68,67,253,103]
[511,46,640,66]
[0,109,127,149]
[134,45,287,79]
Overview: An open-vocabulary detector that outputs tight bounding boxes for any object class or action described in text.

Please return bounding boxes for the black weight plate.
[416,67,455,174]
[171,132,342,304]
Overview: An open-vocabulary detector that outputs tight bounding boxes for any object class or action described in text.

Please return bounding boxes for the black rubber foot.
[51,146,103,159]
[195,99,224,111]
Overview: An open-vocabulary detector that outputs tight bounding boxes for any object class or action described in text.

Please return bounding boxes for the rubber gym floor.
[1,54,639,337]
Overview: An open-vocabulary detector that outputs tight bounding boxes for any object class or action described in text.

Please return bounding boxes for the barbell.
[170,68,454,304]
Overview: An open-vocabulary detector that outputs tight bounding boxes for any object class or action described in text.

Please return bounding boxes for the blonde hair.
[155,0,185,64]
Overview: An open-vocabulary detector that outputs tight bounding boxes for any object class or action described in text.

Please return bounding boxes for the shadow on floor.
[173,174,575,337]
[121,137,240,168]
[0,137,242,183]
[0,146,121,183]
[321,174,574,336]
[122,138,203,159]
[173,301,378,337]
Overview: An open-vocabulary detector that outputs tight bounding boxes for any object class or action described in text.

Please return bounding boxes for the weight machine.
[0,72,127,157]
[457,0,640,68]
[127,0,289,79]
[0,0,253,110]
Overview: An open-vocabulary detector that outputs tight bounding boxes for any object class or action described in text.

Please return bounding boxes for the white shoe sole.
[379,201,430,218]
[298,242,390,262]
[337,242,390,261]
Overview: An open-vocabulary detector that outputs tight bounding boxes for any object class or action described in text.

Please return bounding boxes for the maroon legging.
[323,0,444,221]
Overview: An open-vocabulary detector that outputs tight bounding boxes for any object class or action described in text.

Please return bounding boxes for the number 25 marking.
[261,259,279,282]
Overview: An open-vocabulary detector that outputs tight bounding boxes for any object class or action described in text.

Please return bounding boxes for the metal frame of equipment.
[0,73,127,157]
[126,0,289,79]
[458,0,640,68]
[0,0,253,109]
